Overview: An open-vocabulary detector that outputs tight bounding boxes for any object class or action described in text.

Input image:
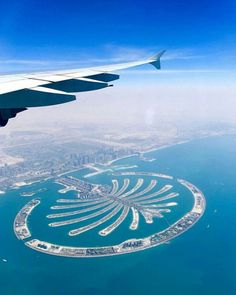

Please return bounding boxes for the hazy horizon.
[1,81,236,132]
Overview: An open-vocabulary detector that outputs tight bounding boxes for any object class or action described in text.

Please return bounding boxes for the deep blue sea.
[1,135,236,295]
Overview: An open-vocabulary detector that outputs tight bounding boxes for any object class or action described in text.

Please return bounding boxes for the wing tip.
[148,50,166,69]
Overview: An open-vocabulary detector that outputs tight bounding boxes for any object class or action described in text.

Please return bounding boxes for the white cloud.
[0,45,205,72]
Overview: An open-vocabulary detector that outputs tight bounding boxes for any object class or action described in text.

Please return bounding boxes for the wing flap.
[44,78,109,93]
[0,86,76,108]
[85,73,120,82]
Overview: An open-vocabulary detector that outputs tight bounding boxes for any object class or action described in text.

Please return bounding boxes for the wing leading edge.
[0,50,165,126]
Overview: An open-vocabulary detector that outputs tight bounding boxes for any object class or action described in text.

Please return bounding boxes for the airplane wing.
[0,50,165,127]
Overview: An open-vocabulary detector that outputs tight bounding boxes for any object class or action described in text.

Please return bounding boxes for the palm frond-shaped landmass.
[48,175,179,237]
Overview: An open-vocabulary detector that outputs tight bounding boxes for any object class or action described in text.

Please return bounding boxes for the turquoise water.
[1,135,236,294]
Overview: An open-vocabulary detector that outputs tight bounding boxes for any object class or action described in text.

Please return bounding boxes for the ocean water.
[1,135,236,295]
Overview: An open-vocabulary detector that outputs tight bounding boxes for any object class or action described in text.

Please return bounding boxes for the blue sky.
[1,0,236,128]
[0,0,236,74]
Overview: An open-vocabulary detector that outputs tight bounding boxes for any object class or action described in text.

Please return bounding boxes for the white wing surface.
[0,50,165,126]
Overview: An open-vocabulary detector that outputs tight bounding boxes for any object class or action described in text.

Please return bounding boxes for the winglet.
[148,50,166,69]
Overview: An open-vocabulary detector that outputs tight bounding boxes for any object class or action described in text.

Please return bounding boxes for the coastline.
[6,135,224,193]
[142,140,191,155]
[105,140,192,167]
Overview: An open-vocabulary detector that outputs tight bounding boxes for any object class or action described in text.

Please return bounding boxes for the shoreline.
[106,154,139,165]
[6,134,227,193]
[5,139,194,193]
[142,140,191,155]
[106,140,192,167]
